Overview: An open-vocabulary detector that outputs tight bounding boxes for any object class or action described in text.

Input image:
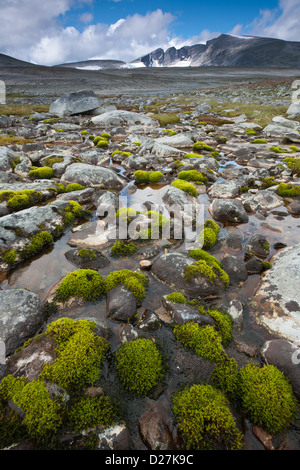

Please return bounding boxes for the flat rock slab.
[49,89,100,116]
[0,289,43,356]
[91,110,156,127]
[60,163,126,190]
[251,242,300,344]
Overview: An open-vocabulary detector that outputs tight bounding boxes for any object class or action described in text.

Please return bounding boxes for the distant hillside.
[56,59,126,70]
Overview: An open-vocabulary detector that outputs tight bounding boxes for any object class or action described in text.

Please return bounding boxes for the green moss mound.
[105,269,147,302]
[166,292,186,303]
[134,170,163,184]
[65,183,85,192]
[174,322,225,362]
[283,157,300,176]
[0,376,62,443]
[200,219,220,249]
[172,384,243,450]
[193,142,215,152]
[78,248,97,260]
[41,318,109,391]
[115,338,163,395]
[20,231,53,260]
[29,166,54,179]
[110,240,137,257]
[171,179,197,197]
[184,257,229,287]
[277,183,300,197]
[54,269,106,302]
[238,363,298,435]
[67,396,117,431]
[177,170,208,184]
[0,189,44,212]
[188,249,222,266]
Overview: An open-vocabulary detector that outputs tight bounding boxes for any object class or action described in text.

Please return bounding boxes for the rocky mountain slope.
[134,34,300,68]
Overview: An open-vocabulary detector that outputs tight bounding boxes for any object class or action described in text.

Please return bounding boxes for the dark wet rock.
[245,234,270,258]
[107,285,137,322]
[209,199,249,224]
[230,146,256,165]
[152,252,226,299]
[65,248,110,269]
[97,422,131,450]
[49,89,100,116]
[287,200,300,215]
[245,256,264,274]
[251,242,300,344]
[138,398,184,450]
[221,255,248,286]
[162,296,215,326]
[137,309,161,331]
[4,334,56,382]
[261,339,300,400]
[137,244,161,259]
[221,226,244,252]
[61,163,126,190]
[0,289,44,356]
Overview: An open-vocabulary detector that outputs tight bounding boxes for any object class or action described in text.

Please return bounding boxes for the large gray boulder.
[49,89,100,116]
[0,147,18,172]
[209,199,249,224]
[61,163,126,190]
[251,242,300,344]
[286,101,300,119]
[91,110,156,127]
[0,289,43,356]
[152,252,227,299]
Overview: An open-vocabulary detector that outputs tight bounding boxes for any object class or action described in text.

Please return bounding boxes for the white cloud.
[79,12,94,24]
[247,0,300,41]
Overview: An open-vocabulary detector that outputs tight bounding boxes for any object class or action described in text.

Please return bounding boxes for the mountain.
[133,34,300,68]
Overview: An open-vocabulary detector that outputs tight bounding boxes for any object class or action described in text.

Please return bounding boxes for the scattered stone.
[61,163,126,190]
[107,285,137,322]
[209,199,249,224]
[49,89,100,116]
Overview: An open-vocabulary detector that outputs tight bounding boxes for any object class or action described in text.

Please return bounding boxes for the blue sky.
[0,0,300,65]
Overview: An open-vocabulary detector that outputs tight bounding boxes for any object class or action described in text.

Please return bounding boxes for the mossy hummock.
[54,269,106,303]
[134,170,164,184]
[115,338,164,394]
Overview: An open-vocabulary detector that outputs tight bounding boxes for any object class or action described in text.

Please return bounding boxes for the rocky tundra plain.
[0,67,300,451]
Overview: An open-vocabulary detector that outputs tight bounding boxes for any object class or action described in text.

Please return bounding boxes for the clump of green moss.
[277,183,300,197]
[135,210,170,240]
[211,357,239,399]
[282,157,300,177]
[251,138,267,144]
[262,176,277,188]
[262,261,272,270]
[105,269,147,302]
[65,183,85,192]
[238,363,298,435]
[43,157,64,167]
[63,200,91,225]
[110,240,137,257]
[269,145,288,153]
[163,129,177,136]
[166,292,186,304]
[93,136,109,148]
[0,376,63,443]
[115,338,164,395]
[184,256,229,287]
[172,384,244,450]
[54,269,106,303]
[20,231,53,260]
[78,248,97,260]
[1,249,17,267]
[200,219,220,250]
[0,189,44,212]
[111,150,133,158]
[193,142,215,152]
[41,318,109,392]
[134,170,163,184]
[188,249,222,266]
[173,322,225,362]
[67,396,117,431]
[245,128,257,136]
[150,113,180,127]
[29,166,54,179]
[171,179,197,197]
[177,170,208,184]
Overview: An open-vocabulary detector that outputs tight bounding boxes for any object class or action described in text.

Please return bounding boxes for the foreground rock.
[49,89,100,116]
[261,339,300,400]
[152,252,227,299]
[251,242,300,344]
[0,289,43,356]
[209,199,249,224]
[60,163,126,190]
[91,110,157,127]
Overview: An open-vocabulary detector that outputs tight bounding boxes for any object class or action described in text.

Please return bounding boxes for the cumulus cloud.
[247,0,300,41]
